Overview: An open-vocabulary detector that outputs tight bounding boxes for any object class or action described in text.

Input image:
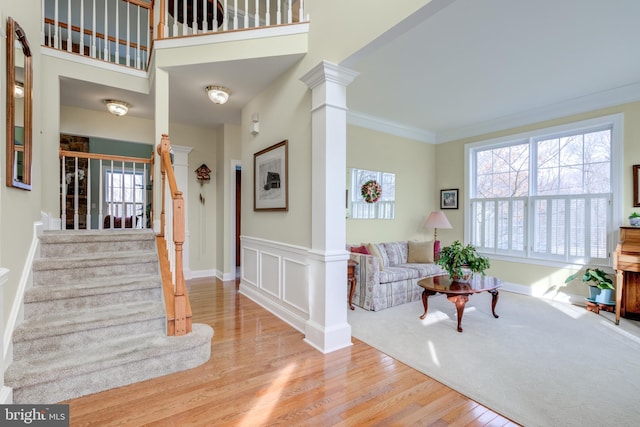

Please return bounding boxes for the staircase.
[4,229,213,404]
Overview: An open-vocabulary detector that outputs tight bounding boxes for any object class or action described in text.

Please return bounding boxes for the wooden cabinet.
[60,135,89,229]
[613,227,640,323]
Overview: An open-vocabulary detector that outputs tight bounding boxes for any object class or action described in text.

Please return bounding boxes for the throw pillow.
[407,240,434,263]
[366,243,386,271]
[350,245,370,255]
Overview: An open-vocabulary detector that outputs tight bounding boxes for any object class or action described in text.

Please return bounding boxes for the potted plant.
[629,212,640,226]
[437,240,490,282]
[564,268,615,304]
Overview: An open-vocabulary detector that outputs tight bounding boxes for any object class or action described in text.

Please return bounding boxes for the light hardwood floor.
[64,278,520,426]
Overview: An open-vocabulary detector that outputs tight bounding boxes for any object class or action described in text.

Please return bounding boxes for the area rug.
[348,290,640,427]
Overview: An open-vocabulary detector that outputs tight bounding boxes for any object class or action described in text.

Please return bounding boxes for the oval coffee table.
[417,275,502,332]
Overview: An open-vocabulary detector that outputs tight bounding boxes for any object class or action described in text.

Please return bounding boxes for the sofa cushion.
[384,241,408,266]
[367,243,389,270]
[379,266,421,284]
[350,245,370,255]
[400,263,446,277]
[407,240,434,263]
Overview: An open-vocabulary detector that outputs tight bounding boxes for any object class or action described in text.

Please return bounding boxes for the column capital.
[300,60,359,90]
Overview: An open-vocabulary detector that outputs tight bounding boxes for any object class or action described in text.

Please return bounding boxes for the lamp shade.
[205,85,231,104]
[104,99,130,116]
[425,211,452,230]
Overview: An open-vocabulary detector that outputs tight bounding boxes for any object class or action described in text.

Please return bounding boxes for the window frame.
[464,114,623,268]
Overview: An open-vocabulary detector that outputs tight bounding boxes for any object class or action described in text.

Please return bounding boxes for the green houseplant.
[564,268,615,303]
[629,212,640,226]
[437,240,490,281]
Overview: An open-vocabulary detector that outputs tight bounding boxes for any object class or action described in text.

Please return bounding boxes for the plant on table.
[629,212,640,226]
[565,267,615,303]
[437,240,490,281]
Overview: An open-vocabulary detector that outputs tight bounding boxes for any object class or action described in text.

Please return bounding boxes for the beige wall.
[1,0,44,336]
[435,101,640,297]
[346,126,438,244]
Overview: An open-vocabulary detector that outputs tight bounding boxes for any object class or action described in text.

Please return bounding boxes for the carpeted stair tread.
[39,229,155,244]
[13,300,165,342]
[5,324,214,389]
[32,250,158,271]
[25,274,160,303]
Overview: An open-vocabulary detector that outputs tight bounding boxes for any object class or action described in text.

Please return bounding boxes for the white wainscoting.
[239,236,310,332]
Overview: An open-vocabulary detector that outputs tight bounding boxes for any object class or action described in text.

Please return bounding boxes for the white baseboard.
[502,281,584,305]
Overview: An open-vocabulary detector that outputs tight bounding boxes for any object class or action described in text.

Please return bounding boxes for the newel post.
[173,192,187,335]
[157,0,166,40]
[157,134,170,237]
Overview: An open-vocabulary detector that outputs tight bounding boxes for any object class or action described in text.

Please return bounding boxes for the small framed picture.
[254,140,288,211]
[634,165,640,207]
[441,189,458,209]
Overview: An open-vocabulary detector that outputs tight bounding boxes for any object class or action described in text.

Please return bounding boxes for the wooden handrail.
[60,149,153,164]
[157,134,191,336]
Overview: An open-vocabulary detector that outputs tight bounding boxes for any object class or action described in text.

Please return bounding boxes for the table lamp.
[425,211,452,259]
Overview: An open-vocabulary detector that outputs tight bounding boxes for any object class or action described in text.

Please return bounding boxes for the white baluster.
[80,0,85,54]
[277,0,281,25]
[223,0,228,31]
[104,0,109,61]
[266,0,270,26]
[74,157,79,229]
[287,0,292,24]
[136,5,141,69]
[202,0,208,32]
[244,0,249,28]
[299,0,303,22]
[233,0,238,30]
[67,0,72,52]
[254,0,259,28]
[91,0,97,58]
[143,163,148,228]
[109,160,114,228]
[115,0,120,64]
[173,0,179,37]
[54,0,59,48]
[99,160,104,229]
[126,2,131,67]
[192,0,197,33]
[120,161,126,228]
[61,156,67,229]
[182,0,188,35]
[86,159,92,229]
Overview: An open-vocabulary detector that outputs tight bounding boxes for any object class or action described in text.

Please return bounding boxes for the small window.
[347,168,395,219]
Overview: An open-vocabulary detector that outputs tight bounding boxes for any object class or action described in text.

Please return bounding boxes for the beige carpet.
[348,290,640,427]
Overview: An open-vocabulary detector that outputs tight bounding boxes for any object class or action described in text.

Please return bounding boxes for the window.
[347,168,396,219]
[105,168,146,226]
[466,115,621,266]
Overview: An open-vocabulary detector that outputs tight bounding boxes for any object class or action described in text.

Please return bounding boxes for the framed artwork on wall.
[634,165,640,207]
[441,189,458,209]
[254,140,288,211]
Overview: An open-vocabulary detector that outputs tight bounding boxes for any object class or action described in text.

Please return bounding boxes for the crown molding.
[436,81,640,143]
[346,110,436,143]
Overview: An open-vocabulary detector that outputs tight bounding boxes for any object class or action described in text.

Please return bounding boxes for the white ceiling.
[60,0,640,142]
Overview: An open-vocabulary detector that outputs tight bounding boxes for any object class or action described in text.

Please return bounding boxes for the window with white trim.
[347,168,396,219]
[105,168,146,225]
[466,115,621,266]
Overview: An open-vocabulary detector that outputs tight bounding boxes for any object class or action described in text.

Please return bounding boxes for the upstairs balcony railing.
[42,0,307,71]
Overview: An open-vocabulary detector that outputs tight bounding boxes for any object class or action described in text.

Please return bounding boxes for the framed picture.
[634,165,640,207]
[441,189,458,209]
[254,140,288,211]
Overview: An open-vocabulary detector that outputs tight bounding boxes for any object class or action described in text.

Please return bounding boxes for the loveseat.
[348,241,446,311]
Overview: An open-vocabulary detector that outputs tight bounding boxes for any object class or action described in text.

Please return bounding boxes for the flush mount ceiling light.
[14,81,24,98]
[205,85,231,104]
[104,99,130,116]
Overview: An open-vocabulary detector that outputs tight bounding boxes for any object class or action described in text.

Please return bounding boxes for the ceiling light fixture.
[14,82,24,98]
[104,99,130,116]
[205,85,231,104]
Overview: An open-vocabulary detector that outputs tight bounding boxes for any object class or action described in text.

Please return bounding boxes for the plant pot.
[452,267,473,283]
[630,217,640,226]
[594,288,614,304]
[589,286,600,301]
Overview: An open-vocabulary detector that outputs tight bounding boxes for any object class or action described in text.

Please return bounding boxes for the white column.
[0,267,12,403]
[300,61,359,353]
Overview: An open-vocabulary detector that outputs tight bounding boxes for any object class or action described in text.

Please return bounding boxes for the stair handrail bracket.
[157,134,191,336]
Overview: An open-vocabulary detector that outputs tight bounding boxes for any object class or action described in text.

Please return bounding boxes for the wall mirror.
[6,17,33,190]
[346,167,396,219]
